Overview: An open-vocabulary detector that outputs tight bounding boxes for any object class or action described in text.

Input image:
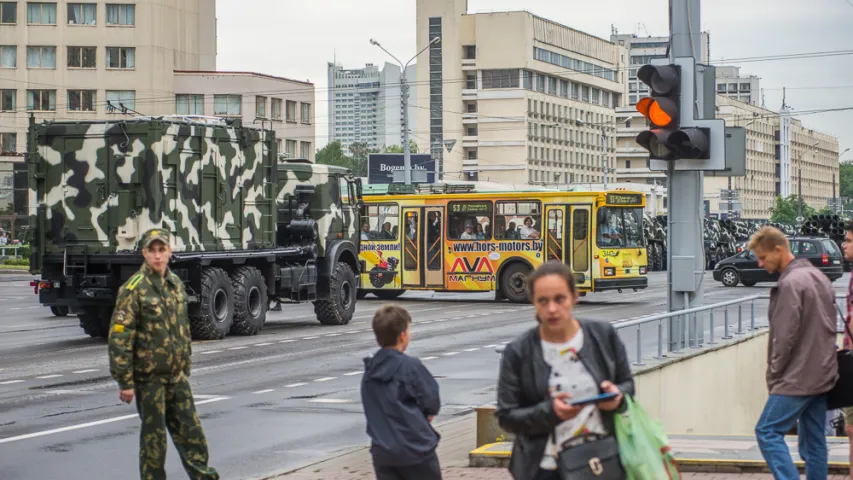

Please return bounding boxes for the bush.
[3,258,29,266]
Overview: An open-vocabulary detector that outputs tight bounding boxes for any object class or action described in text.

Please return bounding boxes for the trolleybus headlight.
[639,266,647,275]
[604,267,616,276]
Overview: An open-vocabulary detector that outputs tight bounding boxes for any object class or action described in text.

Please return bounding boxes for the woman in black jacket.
[495,261,635,480]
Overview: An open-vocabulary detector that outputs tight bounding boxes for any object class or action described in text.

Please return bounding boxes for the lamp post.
[370,36,440,184]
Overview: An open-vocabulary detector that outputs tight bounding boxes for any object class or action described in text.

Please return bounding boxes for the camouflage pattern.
[108,261,191,389]
[135,378,219,480]
[27,116,358,264]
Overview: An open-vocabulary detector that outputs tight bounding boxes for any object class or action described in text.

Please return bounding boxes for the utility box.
[671,256,697,292]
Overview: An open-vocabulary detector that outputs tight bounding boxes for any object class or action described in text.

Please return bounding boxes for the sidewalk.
[256,413,850,480]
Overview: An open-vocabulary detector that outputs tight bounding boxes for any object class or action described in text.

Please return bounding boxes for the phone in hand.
[565,392,618,407]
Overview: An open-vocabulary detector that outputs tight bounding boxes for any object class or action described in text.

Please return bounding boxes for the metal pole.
[797,166,802,221]
[601,126,608,189]
[708,310,716,344]
[401,76,412,185]
[667,0,704,349]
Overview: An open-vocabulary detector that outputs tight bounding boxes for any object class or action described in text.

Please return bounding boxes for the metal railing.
[0,245,21,257]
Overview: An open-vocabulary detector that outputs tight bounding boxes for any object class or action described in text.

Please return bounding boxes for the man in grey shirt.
[748,226,838,480]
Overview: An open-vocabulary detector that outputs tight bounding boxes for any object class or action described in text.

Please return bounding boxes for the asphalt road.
[0,271,848,479]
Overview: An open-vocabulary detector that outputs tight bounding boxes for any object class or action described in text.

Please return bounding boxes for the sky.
[215,0,853,159]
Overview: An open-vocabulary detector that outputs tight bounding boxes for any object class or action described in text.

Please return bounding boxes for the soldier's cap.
[138,228,171,250]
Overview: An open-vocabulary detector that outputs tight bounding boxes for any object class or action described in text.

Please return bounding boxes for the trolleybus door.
[401,207,445,288]
[544,205,568,264]
[402,208,422,287]
[423,207,444,288]
[570,205,593,290]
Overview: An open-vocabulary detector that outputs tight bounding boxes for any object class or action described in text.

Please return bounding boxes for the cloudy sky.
[216,0,853,158]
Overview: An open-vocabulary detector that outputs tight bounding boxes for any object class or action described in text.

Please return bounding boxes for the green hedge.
[3,258,29,266]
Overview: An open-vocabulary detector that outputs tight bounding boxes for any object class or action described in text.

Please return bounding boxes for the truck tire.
[79,307,110,339]
[190,267,234,340]
[51,305,69,317]
[314,262,356,326]
[500,263,531,304]
[230,266,267,336]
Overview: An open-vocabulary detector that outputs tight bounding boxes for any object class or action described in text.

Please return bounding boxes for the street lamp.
[370,36,441,185]
[576,118,609,190]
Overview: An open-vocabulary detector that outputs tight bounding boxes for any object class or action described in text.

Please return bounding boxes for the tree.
[840,163,853,199]
[315,140,351,168]
[346,142,376,177]
[382,141,419,154]
[769,195,816,225]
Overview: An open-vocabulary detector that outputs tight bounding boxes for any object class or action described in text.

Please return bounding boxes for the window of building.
[27,89,56,111]
[67,3,95,24]
[275,139,282,154]
[482,69,519,89]
[1,89,14,111]
[466,126,477,136]
[256,96,267,118]
[300,141,311,159]
[0,132,15,153]
[466,102,477,113]
[26,46,55,68]
[739,83,751,92]
[462,45,476,60]
[0,46,15,68]
[448,201,492,240]
[176,94,203,115]
[271,98,282,120]
[106,3,134,25]
[300,103,311,123]
[0,2,17,24]
[27,2,56,24]
[67,46,95,68]
[106,47,134,69]
[105,90,134,111]
[285,139,296,158]
[285,100,296,122]
[67,89,95,111]
[213,94,241,116]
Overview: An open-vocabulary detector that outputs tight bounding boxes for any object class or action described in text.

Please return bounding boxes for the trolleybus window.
[596,207,644,248]
[448,201,492,240]
[495,201,541,240]
[361,203,399,240]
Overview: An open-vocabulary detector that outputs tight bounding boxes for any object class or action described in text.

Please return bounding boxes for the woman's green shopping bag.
[614,395,681,480]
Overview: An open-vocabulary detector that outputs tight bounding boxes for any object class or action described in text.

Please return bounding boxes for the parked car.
[713,236,844,287]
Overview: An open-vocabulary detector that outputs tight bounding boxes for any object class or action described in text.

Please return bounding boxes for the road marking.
[313,377,336,382]
[420,320,433,324]
[0,396,228,445]
[9,307,20,311]
[421,356,438,361]
[344,331,359,334]
[302,336,318,340]
[72,369,98,374]
[343,371,363,376]
[0,380,25,385]
[284,383,306,388]
[254,343,274,347]
[483,344,499,348]
[308,398,352,404]
[228,346,248,351]
[253,389,275,394]
[465,315,478,318]
[325,333,341,337]
[463,348,480,352]
[443,352,459,356]
[36,374,63,379]
[201,350,222,355]
[28,306,39,309]
[279,339,296,344]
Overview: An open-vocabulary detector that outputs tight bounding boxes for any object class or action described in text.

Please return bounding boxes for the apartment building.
[715,66,760,107]
[415,0,628,184]
[0,0,217,154]
[614,97,839,219]
[173,71,316,162]
[327,62,416,153]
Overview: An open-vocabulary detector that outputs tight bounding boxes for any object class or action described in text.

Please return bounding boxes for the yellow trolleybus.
[357,185,648,302]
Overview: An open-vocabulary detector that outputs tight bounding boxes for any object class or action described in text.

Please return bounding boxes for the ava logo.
[450,257,494,274]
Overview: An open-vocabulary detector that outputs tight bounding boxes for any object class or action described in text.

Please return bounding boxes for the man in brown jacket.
[749,226,838,480]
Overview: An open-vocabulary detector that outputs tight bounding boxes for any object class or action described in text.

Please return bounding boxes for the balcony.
[462,89,477,98]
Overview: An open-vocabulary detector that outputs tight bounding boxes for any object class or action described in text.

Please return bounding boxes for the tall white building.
[715,66,761,107]
[327,62,416,153]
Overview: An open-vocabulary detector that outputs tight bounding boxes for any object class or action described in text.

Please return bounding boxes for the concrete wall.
[634,330,769,435]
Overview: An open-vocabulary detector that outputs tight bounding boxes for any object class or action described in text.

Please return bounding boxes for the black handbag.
[557,434,625,480]
[827,322,853,410]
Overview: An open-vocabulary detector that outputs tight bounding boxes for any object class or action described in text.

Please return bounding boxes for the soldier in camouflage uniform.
[108,228,220,480]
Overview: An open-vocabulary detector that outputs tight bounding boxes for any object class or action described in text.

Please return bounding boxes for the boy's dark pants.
[372,452,442,480]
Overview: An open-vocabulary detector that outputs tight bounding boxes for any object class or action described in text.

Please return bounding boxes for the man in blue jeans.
[748,227,838,479]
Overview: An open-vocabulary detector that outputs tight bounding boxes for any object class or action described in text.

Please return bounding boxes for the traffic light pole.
[667,0,705,349]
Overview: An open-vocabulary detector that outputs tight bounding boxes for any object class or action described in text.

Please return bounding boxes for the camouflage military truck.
[26,116,362,340]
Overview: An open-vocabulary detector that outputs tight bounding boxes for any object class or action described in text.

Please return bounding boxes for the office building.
[0,0,217,154]
[327,62,416,153]
[416,0,628,184]
[715,66,760,107]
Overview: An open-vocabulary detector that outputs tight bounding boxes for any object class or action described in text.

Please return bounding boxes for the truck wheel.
[500,263,531,304]
[190,267,234,340]
[79,307,110,339]
[314,262,356,326]
[374,290,404,300]
[230,266,267,336]
[51,305,69,317]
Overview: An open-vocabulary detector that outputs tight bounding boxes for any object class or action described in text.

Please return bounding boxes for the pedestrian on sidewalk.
[495,261,634,480]
[108,228,220,480]
[839,221,853,477]
[749,226,838,480]
[361,304,442,480]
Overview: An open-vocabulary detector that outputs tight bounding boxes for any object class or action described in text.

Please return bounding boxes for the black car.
[713,236,844,287]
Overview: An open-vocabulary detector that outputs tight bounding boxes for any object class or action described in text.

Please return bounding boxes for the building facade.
[327,62,416,153]
[173,71,316,162]
[415,0,628,184]
[0,0,216,154]
[715,66,760,107]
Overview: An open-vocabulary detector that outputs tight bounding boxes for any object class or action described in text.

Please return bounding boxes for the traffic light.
[635,62,710,161]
